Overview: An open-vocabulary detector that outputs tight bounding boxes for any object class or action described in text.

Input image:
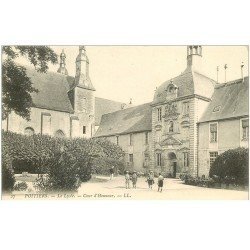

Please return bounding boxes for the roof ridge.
[95,96,126,104]
[24,64,75,78]
[101,102,152,117]
[215,77,249,89]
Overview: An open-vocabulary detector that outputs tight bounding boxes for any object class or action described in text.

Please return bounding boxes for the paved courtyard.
[78,176,249,200]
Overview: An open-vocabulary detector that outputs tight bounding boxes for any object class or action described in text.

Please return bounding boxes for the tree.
[2,46,58,121]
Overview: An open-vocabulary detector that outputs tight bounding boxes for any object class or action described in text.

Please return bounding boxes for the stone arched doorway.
[54,130,65,138]
[168,152,177,178]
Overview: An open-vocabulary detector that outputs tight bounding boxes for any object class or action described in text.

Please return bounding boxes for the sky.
[15,46,248,105]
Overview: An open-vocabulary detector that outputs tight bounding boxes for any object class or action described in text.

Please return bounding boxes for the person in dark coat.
[125,171,130,189]
[131,171,138,188]
[157,173,164,192]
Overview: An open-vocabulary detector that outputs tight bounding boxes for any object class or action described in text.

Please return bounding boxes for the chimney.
[241,62,244,81]
[216,66,219,83]
[224,64,228,83]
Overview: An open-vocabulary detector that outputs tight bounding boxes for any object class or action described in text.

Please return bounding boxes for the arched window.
[24,127,35,136]
[166,83,178,100]
[169,85,175,93]
[169,121,174,133]
[55,130,65,138]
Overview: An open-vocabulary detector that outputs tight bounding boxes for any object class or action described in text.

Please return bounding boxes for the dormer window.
[166,83,178,100]
[213,105,221,112]
[169,85,175,93]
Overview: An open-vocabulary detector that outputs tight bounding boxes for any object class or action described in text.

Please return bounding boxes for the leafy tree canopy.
[2,46,58,121]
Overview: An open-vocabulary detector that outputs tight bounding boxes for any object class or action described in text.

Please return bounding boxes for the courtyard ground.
[78,176,249,200]
[3,175,248,200]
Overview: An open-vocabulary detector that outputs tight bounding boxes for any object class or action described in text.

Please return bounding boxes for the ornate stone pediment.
[178,147,190,151]
[163,102,179,121]
[160,135,182,146]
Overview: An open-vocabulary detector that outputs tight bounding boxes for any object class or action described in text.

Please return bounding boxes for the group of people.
[109,166,165,192]
[124,170,164,192]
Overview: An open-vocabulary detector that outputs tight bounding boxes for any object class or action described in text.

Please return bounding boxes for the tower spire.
[75,45,95,90]
[57,49,68,75]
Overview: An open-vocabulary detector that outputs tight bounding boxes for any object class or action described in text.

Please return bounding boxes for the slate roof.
[95,97,126,126]
[94,102,152,137]
[199,77,249,123]
[153,67,216,105]
[26,68,74,113]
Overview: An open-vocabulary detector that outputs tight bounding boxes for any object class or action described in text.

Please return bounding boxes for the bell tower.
[72,46,95,138]
[186,45,202,72]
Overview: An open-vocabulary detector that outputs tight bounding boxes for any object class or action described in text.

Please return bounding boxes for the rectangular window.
[83,126,86,134]
[116,136,119,145]
[157,107,162,122]
[242,119,249,140]
[129,134,133,146]
[156,153,162,166]
[41,113,51,135]
[183,152,189,167]
[145,132,149,145]
[210,123,217,142]
[209,152,218,168]
[129,154,133,163]
[183,102,190,116]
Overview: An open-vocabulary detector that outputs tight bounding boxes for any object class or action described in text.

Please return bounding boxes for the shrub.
[209,147,248,186]
[2,162,15,192]
[14,181,28,191]
[12,159,37,174]
[93,157,126,176]
[2,149,15,192]
[34,151,81,192]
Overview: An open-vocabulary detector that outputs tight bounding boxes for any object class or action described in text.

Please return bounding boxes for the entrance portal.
[173,162,177,178]
[168,152,177,178]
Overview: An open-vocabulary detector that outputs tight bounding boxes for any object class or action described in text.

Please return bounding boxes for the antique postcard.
[1,45,249,200]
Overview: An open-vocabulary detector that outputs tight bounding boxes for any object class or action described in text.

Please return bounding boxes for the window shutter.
[242,119,249,128]
[210,124,217,132]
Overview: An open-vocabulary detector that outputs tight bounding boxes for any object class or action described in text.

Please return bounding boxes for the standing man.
[147,170,155,189]
[125,171,130,189]
[109,166,115,180]
[131,171,138,189]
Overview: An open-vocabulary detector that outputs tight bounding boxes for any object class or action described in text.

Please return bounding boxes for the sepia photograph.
[1,45,249,200]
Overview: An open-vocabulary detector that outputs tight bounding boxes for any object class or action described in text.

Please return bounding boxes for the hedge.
[209,147,249,186]
[2,131,125,191]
